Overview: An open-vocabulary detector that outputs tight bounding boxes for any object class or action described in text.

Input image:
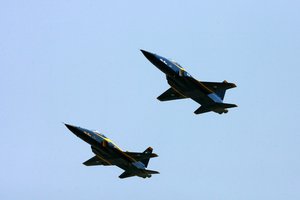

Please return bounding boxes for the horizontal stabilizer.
[202,80,237,100]
[215,102,237,109]
[144,169,159,175]
[202,80,236,91]
[157,88,186,101]
[125,147,158,168]
[126,150,157,161]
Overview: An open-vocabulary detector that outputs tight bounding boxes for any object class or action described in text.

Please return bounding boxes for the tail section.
[144,169,159,175]
[202,80,237,100]
[141,147,153,168]
[215,102,237,109]
[142,169,160,178]
[119,147,159,179]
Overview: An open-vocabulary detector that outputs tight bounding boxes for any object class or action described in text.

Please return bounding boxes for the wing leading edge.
[83,156,111,166]
[157,87,187,101]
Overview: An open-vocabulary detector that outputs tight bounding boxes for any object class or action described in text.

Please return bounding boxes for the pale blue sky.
[1,0,300,199]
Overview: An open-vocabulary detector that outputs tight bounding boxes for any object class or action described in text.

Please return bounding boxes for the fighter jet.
[64,123,159,179]
[141,50,237,114]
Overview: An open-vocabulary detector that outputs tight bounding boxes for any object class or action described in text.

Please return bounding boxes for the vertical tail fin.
[215,89,226,100]
[141,147,153,168]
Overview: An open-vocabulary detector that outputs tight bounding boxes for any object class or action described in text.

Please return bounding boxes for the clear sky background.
[1,0,299,199]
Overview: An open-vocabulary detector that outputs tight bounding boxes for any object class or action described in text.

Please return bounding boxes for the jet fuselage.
[141,50,237,114]
[65,124,157,178]
[141,50,221,105]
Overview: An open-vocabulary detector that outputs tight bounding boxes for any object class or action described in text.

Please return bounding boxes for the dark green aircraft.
[141,50,237,114]
[65,124,159,179]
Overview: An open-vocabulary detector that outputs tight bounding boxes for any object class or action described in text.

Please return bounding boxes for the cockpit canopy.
[171,60,183,68]
[94,130,107,138]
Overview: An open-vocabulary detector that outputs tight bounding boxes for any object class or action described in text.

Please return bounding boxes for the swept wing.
[157,87,187,101]
[83,156,111,166]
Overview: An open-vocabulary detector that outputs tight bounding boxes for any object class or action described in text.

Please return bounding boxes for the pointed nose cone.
[64,123,81,136]
[140,49,156,62]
